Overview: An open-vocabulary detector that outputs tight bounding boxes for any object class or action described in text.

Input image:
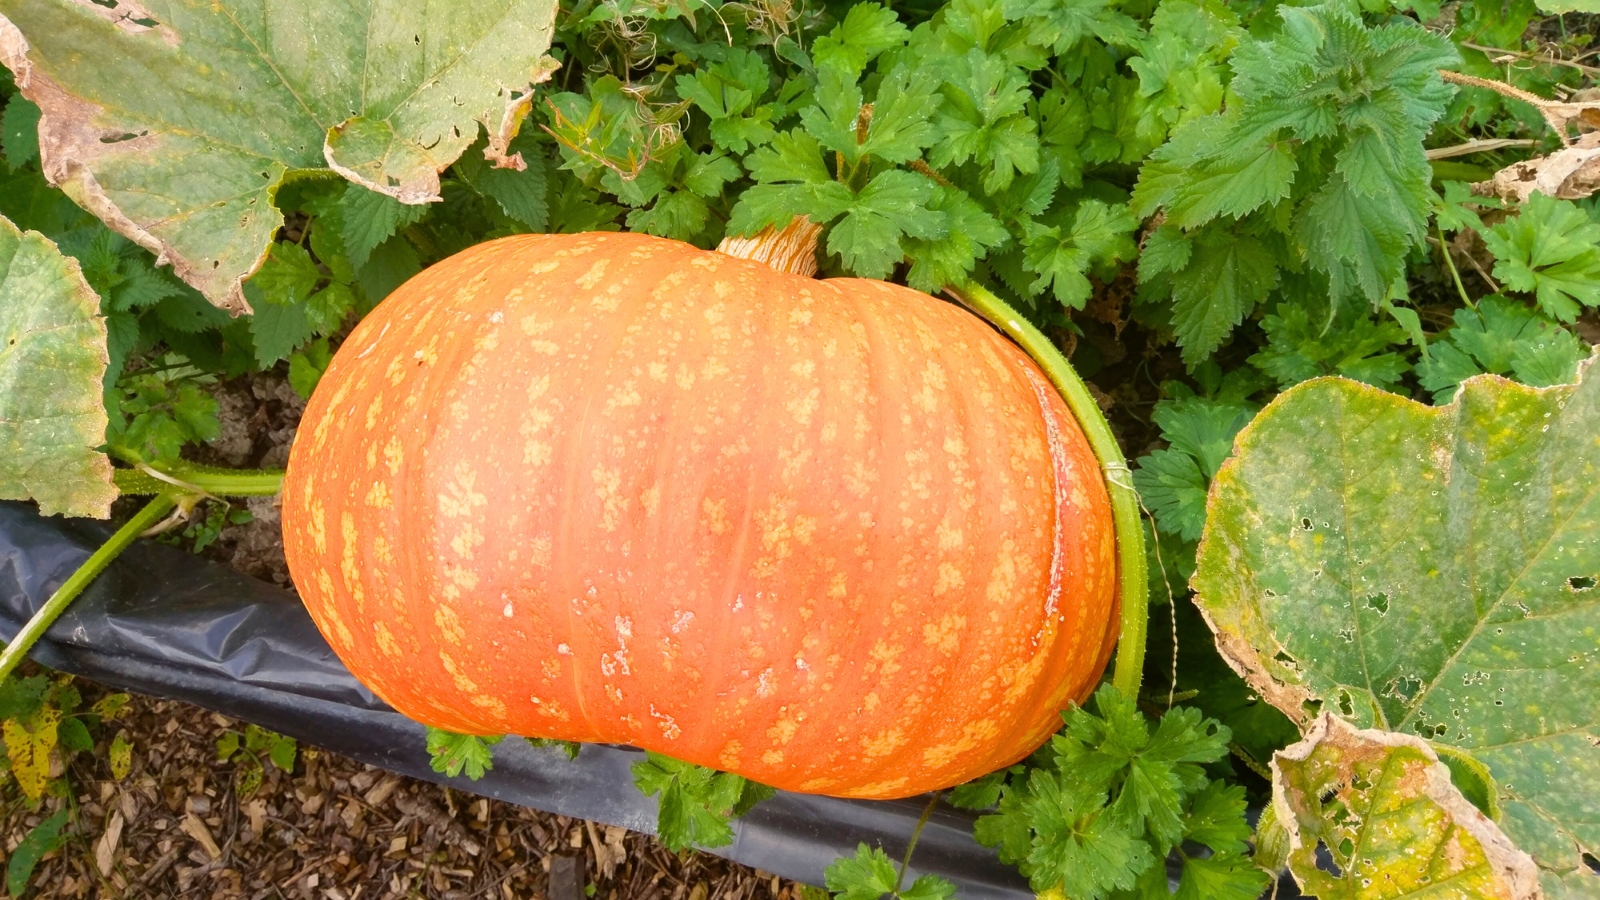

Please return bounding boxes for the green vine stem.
[0,493,178,683]
[947,283,1148,699]
[0,463,286,684]
[113,464,285,497]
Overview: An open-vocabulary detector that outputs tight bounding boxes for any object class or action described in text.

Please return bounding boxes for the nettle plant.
[0,0,1596,895]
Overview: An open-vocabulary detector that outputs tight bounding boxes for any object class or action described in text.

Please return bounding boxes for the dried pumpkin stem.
[0,493,178,683]
[716,215,823,277]
[945,283,1148,700]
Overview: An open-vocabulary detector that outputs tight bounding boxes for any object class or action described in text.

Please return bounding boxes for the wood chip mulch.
[2,682,803,899]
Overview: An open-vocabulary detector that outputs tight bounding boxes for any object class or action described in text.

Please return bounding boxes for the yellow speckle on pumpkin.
[309,500,327,554]
[374,622,402,658]
[440,465,487,518]
[933,562,965,596]
[383,438,405,475]
[719,741,742,769]
[364,396,384,430]
[435,605,467,645]
[761,749,784,764]
[860,728,908,759]
[365,482,392,509]
[701,498,732,536]
[922,614,967,655]
[450,523,483,559]
[575,259,610,289]
[592,465,628,532]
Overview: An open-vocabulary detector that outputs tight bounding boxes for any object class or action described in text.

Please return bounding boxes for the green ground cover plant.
[0,0,1595,895]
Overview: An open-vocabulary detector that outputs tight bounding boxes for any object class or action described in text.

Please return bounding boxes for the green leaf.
[1,96,39,171]
[268,734,298,772]
[1482,192,1600,323]
[288,337,333,400]
[338,185,430,272]
[526,737,581,760]
[356,237,423,310]
[454,136,551,232]
[0,215,113,517]
[1193,358,1600,889]
[1022,200,1137,309]
[811,4,909,77]
[1006,0,1143,53]
[824,844,899,900]
[1274,715,1540,900]
[249,243,322,307]
[1249,303,1412,392]
[5,807,68,896]
[56,716,90,753]
[631,752,767,852]
[1166,231,1279,365]
[425,728,502,781]
[929,49,1039,193]
[827,169,945,280]
[248,298,315,369]
[1415,295,1587,403]
[0,0,559,310]
[215,730,240,763]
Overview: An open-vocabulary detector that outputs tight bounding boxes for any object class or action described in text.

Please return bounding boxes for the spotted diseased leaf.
[1,703,59,800]
[0,214,112,517]
[1273,715,1540,900]
[0,0,559,311]
[1194,359,1600,892]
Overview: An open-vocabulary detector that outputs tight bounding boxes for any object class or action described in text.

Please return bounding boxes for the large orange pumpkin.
[281,225,1119,799]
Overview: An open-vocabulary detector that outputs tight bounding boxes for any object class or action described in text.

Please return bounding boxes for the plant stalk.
[113,464,284,498]
[947,283,1148,699]
[0,493,178,683]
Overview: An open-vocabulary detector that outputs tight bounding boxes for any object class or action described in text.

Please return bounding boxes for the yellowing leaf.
[0,0,559,312]
[1195,357,1600,894]
[1274,714,1539,900]
[109,730,132,781]
[2,705,60,801]
[0,213,113,518]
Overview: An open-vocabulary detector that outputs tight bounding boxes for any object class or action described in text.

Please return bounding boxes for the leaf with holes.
[0,0,559,312]
[1273,715,1539,900]
[0,213,112,518]
[1194,358,1600,894]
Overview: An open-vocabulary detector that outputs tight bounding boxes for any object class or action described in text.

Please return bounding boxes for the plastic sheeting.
[0,502,1032,895]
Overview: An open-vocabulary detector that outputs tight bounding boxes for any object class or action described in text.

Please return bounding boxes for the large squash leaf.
[0,213,113,518]
[1273,714,1540,900]
[0,0,559,313]
[1194,358,1600,895]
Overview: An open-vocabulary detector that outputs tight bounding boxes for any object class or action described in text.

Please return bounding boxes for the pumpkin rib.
[283,232,1119,798]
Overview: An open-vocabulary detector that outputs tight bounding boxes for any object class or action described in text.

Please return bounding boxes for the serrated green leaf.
[811,4,909,77]
[824,844,899,900]
[1249,303,1411,392]
[1415,295,1587,403]
[425,728,502,781]
[632,752,766,852]
[288,337,333,400]
[249,243,322,308]
[1022,200,1137,309]
[454,135,551,232]
[1006,0,1143,52]
[0,214,113,517]
[1167,231,1279,364]
[1,95,39,172]
[1483,192,1600,323]
[339,185,430,272]
[0,0,557,311]
[1194,359,1600,888]
[1274,715,1540,900]
[827,169,944,280]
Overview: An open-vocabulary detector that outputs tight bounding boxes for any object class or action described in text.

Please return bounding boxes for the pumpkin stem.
[947,282,1149,700]
[716,216,822,277]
